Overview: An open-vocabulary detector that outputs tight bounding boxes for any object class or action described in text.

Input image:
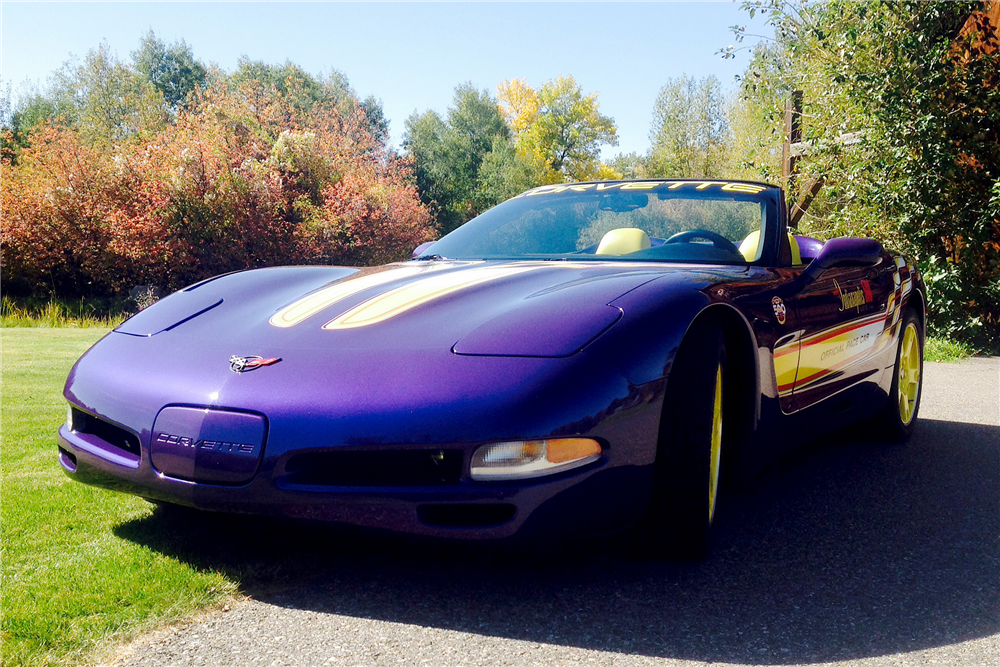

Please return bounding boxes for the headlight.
[470,438,602,481]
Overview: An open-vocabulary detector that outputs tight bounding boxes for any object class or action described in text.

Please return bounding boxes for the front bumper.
[58,423,654,540]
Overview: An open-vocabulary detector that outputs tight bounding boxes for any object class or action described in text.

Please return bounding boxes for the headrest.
[788,234,801,265]
[739,230,803,265]
[595,228,652,255]
[739,230,761,262]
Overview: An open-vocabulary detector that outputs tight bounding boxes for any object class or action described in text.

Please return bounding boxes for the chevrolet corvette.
[58,179,925,555]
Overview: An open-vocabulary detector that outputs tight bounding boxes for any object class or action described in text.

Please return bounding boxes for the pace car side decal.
[774,255,913,397]
[772,337,800,394]
[789,311,890,391]
[835,279,873,312]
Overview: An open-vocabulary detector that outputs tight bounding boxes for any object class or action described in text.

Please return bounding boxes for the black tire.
[880,308,923,442]
[648,326,726,559]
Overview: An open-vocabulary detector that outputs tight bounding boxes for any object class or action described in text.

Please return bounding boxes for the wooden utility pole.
[781,90,825,228]
[782,90,803,189]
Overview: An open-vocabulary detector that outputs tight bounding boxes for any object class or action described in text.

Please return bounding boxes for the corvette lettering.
[519,180,769,198]
[155,432,255,454]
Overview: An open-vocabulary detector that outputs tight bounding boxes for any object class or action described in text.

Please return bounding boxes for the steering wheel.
[664,229,742,256]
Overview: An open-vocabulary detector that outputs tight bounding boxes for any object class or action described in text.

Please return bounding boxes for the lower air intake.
[418,503,516,528]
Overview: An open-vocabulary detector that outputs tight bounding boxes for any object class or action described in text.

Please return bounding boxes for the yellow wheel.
[709,362,723,523]
[897,322,921,425]
[881,309,923,441]
[650,325,725,558]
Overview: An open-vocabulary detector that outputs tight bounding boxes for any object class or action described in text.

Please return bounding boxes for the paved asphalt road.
[102,359,999,667]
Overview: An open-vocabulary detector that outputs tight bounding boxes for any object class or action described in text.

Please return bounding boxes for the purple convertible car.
[58,179,925,554]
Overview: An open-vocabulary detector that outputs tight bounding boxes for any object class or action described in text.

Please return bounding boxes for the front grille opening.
[418,503,516,528]
[71,409,141,457]
[283,449,463,487]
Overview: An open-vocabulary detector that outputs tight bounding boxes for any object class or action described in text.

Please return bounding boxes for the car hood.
[115,260,671,357]
[68,260,746,447]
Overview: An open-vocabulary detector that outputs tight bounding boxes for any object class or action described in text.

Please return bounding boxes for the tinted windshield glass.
[425,180,775,264]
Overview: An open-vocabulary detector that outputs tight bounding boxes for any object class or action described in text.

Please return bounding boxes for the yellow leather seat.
[595,228,652,255]
[739,230,801,264]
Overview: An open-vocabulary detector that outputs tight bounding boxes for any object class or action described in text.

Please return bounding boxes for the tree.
[445,83,511,191]
[496,77,539,135]
[606,152,647,179]
[2,90,64,162]
[132,31,207,110]
[729,0,1000,350]
[402,108,450,217]
[2,44,166,148]
[509,76,618,183]
[497,76,618,183]
[723,42,786,184]
[360,95,389,145]
[475,135,541,209]
[404,84,515,232]
[647,75,729,178]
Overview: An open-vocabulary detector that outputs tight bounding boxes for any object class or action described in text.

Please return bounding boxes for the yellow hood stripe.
[323,265,541,330]
[269,264,453,328]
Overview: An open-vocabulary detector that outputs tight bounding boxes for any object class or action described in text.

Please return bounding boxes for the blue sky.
[1,2,771,157]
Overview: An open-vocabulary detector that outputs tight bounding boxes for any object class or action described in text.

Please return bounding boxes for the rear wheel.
[648,326,725,558]
[881,309,923,441]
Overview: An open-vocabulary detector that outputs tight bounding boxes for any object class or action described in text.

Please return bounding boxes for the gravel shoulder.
[99,358,1000,667]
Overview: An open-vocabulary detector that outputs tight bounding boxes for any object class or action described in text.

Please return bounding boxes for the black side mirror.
[801,237,883,283]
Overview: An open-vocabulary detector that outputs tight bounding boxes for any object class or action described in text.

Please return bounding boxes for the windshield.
[424,180,778,264]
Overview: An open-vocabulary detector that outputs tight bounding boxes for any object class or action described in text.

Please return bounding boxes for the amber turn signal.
[545,438,603,464]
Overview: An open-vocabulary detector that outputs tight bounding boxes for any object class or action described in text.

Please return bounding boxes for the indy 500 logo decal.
[772,297,787,325]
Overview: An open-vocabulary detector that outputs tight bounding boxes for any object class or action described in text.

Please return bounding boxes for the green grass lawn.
[1,329,237,666]
[924,335,976,363]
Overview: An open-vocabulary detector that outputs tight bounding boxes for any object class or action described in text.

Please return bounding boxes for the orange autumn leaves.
[1,80,434,297]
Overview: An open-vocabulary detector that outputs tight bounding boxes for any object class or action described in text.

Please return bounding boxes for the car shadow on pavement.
[115,418,999,664]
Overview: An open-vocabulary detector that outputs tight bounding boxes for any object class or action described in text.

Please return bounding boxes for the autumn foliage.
[1,77,433,298]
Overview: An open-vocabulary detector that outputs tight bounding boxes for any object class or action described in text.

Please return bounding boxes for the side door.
[782,257,896,412]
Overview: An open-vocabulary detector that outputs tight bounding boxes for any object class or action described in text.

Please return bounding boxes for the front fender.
[598,281,711,386]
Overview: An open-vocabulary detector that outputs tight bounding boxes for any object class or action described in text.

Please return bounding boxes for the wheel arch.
[658,304,760,484]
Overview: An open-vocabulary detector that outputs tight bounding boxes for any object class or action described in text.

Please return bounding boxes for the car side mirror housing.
[412,241,435,258]
[801,237,883,283]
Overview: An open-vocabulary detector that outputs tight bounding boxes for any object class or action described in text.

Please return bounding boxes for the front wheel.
[648,326,725,558]
[880,309,923,441]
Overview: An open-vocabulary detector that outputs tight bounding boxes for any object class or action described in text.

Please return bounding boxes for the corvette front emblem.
[771,296,787,325]
[229,355,281,373]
